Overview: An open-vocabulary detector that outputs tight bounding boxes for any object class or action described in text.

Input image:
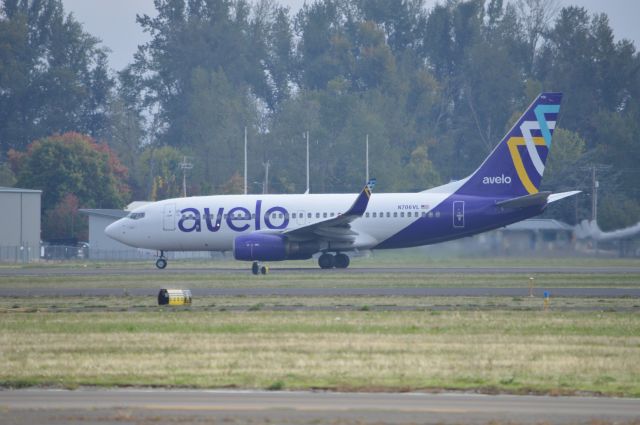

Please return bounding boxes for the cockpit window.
[128,212,146,220]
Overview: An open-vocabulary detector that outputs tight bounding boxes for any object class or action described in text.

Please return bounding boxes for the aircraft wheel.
[260,265,269,275]
[334,253,350,269]
[318,253,335,269]
[155,258,167,269]
[252,261,260,275]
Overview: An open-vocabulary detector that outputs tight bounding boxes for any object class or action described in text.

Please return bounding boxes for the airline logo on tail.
[508,103,560,194]
[482,174,512,185]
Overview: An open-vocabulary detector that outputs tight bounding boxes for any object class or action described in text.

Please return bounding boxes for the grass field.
[2,295,640,312]
[2,271,639,290]
[1,258,639,397]
[1,310,639,396]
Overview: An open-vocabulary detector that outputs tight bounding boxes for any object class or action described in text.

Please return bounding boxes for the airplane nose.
[105,219,124,242]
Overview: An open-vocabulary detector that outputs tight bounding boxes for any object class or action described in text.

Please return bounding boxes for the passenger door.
[163,204,176,231]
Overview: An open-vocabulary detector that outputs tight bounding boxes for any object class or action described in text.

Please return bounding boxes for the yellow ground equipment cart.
[158,289,192,306]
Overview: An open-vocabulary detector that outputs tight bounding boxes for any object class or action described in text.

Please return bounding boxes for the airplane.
[106,92,579,274]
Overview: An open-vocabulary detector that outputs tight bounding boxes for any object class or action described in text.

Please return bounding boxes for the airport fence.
[0,244,39,263]
[0,244,224,263]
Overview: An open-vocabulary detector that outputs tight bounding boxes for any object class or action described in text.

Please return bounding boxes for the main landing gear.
[155,251,168,269]
[251,261,270,275]
[318,252,350,269]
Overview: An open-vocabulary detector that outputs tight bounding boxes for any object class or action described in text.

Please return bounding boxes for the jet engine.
[233,233,319,261]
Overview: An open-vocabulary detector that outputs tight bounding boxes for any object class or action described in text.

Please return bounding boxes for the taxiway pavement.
[0,389,638,425]
[1,265,639,277]
[1,286,639,298]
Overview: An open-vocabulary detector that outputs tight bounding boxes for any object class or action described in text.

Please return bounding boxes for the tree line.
[1,0,639,240]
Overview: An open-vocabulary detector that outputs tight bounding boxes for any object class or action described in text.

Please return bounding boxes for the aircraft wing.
[282,179,376,243]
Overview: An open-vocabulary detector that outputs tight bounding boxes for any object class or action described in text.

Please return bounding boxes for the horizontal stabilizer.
[548,190,581,203]
[496,191,551,209]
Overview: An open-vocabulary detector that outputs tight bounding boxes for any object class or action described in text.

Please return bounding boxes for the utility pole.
[365,134,369,182]
[180,156,193,197]
[263,160,270,194]
[244,126,248,195]
[306,131,310,194]
[579,164,610,223]
[591,165,599,222]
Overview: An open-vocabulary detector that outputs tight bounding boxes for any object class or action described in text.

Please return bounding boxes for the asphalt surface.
[1,286,639,298]
[1,265,639,277]
[1,389,639,425]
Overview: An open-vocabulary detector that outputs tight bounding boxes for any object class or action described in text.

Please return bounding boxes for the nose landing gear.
[251,261,269,275]
[155,251,168,269]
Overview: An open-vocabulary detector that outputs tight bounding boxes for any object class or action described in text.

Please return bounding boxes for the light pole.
[180,156,193,197]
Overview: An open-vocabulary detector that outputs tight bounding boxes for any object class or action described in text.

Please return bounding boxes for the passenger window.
[386,212,390,218]
[316,212,320,218]
[436,211,441,218]
[251,213,255,219]
[414,212,419,217]
[428,212,434,218]
[308,213,312,218]
[421,212,426,218]
[330,212,335,217]
[379,212,383,218]
[372,212,377,218]
[400,212,404,218]
[393,212,397,218]
[323,212,327,218]
[292,213,296,219]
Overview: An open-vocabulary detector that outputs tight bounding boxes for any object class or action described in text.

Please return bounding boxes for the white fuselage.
[106,189,458,252]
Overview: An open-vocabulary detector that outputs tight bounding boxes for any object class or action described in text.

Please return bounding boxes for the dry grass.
[1,310,639,396]
[1,295,639,313]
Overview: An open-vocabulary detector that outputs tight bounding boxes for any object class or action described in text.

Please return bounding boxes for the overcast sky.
[62,0,639,72]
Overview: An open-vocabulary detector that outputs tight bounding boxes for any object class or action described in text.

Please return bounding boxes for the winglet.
[345,179,376,216]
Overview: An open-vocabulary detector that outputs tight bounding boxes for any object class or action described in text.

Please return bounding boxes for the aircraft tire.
[252,262,260,275]
[334,253,350,269]
[155,258,167,269]
[260,265,269,275]
[318,253,335,269]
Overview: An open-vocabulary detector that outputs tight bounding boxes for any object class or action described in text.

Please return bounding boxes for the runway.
[1,265,639,277]
[1,389,638,425]
[1,286,639,298]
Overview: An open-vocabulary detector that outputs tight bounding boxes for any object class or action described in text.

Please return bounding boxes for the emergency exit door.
[163,204,176,231]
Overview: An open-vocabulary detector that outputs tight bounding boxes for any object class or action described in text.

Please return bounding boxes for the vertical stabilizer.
[455,93,562,198]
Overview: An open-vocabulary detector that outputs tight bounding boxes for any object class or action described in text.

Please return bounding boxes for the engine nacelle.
[233,233,319,261]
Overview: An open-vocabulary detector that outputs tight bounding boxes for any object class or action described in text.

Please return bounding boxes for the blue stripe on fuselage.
[374,195,545,249]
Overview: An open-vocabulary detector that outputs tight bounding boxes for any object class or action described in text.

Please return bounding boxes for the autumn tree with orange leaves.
[9,132,130,240]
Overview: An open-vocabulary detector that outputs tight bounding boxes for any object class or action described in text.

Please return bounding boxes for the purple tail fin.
[456,93,562,198]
